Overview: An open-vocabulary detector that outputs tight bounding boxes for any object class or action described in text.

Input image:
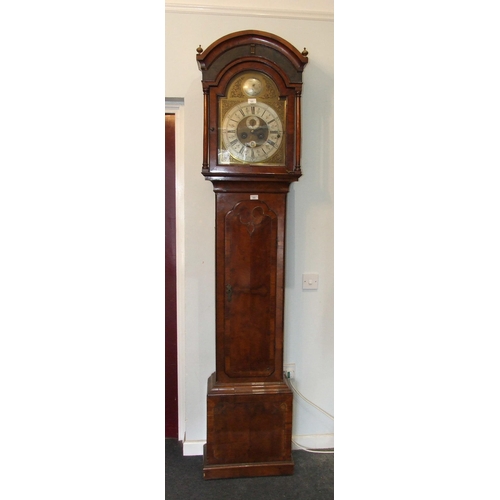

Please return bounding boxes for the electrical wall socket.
[302,273,319,290]
[283,363,295,379]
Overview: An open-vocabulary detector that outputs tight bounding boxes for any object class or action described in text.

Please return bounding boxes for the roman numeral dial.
[221,102,284,164]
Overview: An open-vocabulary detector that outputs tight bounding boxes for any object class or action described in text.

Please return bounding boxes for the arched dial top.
[218,70,286,166]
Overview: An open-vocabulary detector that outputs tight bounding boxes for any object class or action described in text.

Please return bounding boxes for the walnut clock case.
[197,30,308,480]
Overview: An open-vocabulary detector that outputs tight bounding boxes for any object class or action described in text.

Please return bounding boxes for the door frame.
[165,98,185,441]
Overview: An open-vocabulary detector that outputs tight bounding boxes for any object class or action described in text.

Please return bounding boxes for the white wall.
[165,2,334,453]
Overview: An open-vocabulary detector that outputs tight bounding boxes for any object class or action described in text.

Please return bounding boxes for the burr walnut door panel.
[216,193,286,383]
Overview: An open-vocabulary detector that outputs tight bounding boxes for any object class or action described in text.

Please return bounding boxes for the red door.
[165,114,178,438]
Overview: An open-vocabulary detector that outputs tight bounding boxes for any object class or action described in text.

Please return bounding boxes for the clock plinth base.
[203,373,294,480]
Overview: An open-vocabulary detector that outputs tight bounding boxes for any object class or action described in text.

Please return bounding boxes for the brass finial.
[196,45,203,54]
[302,48,309,57]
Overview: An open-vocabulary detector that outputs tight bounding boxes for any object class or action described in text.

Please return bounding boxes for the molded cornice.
[165,2,333,22]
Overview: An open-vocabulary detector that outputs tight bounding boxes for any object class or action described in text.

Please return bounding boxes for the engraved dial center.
[238,117,269,147]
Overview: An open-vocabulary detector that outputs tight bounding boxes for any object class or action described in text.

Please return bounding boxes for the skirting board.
[292,433,334,451]
[183,434,334,456]
[183,440,206,456]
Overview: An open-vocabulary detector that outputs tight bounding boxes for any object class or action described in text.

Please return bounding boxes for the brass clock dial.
[218,71,286,166]
[220,102,283,163]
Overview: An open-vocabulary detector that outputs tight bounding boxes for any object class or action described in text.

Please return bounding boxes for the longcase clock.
[197,30,308,480]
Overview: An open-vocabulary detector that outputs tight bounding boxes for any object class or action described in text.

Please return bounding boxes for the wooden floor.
[166,438,334,499]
